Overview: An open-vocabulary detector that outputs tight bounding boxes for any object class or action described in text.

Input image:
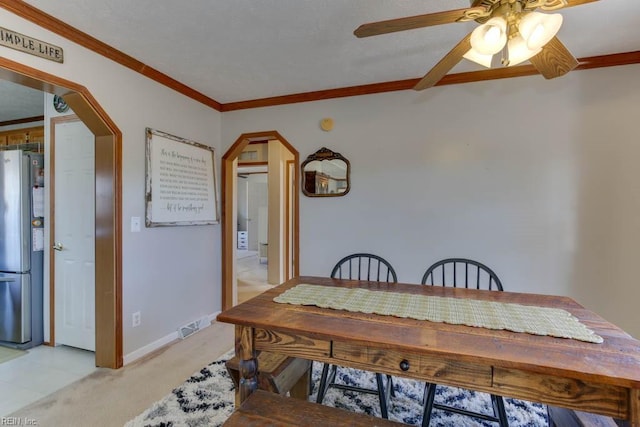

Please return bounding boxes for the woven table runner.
[273,284,603,344]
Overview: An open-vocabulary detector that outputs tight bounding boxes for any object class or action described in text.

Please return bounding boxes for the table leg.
[236,325,258,405]
[631,388,640,427]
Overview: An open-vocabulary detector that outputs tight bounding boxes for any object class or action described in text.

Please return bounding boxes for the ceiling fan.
[354,0,598,90]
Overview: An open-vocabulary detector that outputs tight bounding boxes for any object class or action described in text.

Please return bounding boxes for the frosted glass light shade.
[507,34,542,66]
[463,48,493,68]
[518,12,563,50]
[470,17,507,55]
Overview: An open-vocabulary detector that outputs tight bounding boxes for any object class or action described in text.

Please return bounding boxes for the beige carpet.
[0,346,26,365]
[10,322,234,427]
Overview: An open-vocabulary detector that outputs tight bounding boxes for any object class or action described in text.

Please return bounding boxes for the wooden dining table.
[216,276,640,425]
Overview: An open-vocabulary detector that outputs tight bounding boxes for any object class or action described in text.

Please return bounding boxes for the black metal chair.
[420,258,509,427]
[315,253,397,419]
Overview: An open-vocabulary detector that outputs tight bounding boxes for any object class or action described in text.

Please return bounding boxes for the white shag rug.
[126,350,548,427]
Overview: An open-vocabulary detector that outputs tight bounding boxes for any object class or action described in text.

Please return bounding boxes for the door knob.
[53,242,64,251]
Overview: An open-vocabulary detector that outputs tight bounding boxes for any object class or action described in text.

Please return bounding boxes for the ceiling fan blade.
[529,37,579,79]
[354,7,486,38]
[525,0,599,10]
[413,33,472,91]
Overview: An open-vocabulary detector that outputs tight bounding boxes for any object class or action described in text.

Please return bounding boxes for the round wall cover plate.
[53,95,69,113]
[320,118,334,131]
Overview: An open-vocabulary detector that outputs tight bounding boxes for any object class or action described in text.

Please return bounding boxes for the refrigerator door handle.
[53,242,64,251]
[0,277,16,282]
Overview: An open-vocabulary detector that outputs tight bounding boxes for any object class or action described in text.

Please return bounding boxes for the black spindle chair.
[420,258,509,427]
[315,253,397,419]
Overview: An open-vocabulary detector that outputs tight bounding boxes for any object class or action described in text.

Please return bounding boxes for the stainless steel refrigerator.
[0,149,44,349]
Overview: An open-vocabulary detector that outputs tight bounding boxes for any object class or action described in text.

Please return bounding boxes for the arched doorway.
[0,57,122,368]
[221,131,299,310]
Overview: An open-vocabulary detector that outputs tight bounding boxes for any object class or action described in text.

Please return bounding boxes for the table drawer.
[333,342,492,390]
[254,328,332,360]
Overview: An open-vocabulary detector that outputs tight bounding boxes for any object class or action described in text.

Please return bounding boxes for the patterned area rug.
[126,350,549,427]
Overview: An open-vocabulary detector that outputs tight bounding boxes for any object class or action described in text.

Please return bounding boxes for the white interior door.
[54,119,95,351]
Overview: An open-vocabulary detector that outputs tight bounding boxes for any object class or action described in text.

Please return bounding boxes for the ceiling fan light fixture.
[463,48,493,68]
[518,12,563,51]
[506,34,542,66]
[470,17,507,55]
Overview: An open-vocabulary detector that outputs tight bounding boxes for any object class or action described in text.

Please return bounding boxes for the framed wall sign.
[145,128,219,227]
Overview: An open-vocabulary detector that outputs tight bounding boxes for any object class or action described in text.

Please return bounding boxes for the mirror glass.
[301,147,350,197]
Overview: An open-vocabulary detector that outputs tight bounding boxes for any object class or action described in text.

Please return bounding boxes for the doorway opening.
[236,161,268,303]
[221,131,299,309]
[0,57,122,368]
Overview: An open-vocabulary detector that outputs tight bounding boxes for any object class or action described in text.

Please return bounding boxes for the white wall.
[1,10,222,358]
[237,177,248,232]
[5,7,639,355]
[222,64,640,339]
[247,174,268,251]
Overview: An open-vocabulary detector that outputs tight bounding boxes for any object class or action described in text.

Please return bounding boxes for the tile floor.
[0,344,97,417]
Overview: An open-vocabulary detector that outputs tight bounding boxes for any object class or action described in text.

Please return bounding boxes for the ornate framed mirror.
[301,147,350,197]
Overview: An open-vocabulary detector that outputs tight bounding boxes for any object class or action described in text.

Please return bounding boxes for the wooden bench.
[547,406,626,427]
[225,352,311,405]
[223,389,406,426]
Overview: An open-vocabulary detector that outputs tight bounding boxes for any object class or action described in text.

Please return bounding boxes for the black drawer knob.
[399,359,410,371]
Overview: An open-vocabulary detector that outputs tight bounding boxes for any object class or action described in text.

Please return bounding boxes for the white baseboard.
[123,332,178,366]
[123,311,221,365]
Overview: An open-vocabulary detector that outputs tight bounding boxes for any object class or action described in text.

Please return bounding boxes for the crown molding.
[221,51,640,111]
[3,1,638,114]
[0,115,45,127]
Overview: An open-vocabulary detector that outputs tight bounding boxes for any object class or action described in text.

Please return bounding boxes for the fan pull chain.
[501,21,512,66]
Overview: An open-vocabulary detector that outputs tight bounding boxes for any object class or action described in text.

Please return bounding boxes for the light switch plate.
[131,216,141,232]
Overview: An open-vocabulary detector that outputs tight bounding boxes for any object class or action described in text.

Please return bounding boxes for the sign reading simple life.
[0,26,63,63]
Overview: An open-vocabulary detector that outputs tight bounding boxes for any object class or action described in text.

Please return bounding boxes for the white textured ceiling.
[12,1,640,105]
[0,81,44,122]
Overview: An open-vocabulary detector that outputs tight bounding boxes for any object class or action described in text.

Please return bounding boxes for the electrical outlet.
[132,311,141,327]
